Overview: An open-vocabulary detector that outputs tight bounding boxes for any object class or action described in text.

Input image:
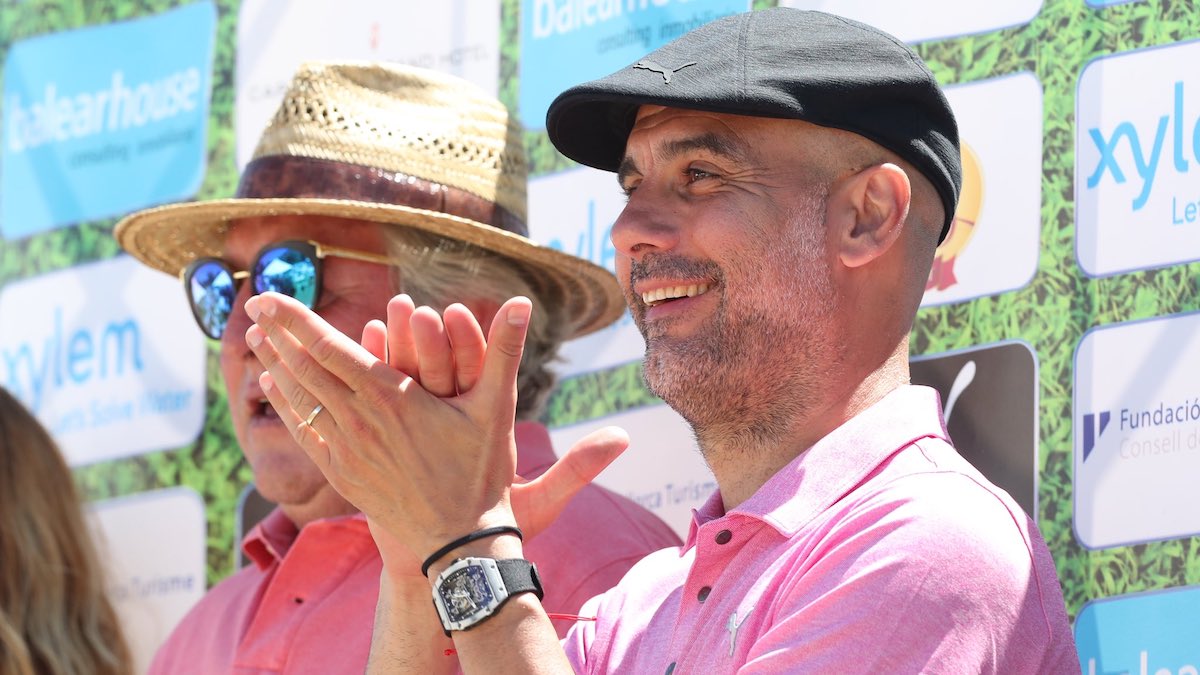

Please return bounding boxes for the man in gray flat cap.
[246,8,1078,673]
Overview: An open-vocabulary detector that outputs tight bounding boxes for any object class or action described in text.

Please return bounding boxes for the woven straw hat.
[114,61,624,338]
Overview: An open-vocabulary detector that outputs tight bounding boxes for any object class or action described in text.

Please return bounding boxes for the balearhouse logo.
[5,70,201,154]
[0,2,215,237]
[1081,411,1111,462]
[520,0,747,128]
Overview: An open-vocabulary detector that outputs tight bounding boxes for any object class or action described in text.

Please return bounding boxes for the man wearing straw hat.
[113,62,679,673]
[243,8,1077,674]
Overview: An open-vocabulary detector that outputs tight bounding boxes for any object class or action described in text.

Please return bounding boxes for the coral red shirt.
[564,386,1079,674]
[149,422,680,674]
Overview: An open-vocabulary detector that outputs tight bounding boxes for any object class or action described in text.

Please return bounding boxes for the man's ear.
[832,163,912,268]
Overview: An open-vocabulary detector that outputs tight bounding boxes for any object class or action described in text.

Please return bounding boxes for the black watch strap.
[496,558,544,601]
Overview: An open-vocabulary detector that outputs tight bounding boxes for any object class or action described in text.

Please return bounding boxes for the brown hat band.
[236,155,529,237]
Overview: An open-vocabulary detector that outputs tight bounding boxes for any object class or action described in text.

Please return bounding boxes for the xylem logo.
[1,309,143,415]
[1076,40,1200,277]
[0,2,215,237]
[0,257,206,465]
[544,199,618,273]
[1082,411,1112,462]
[1085,81,1199,212]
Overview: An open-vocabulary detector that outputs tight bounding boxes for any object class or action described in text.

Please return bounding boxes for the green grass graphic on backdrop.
[2,0,1199,614]
[0,0,245,586]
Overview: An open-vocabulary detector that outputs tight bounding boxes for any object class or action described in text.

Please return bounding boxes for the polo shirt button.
[697,586,711,602]
[715,529,732,544]
[665,662,676,675]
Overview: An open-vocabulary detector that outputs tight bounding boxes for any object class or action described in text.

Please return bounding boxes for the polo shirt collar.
[243,508,302,569]
[684,385,948,549]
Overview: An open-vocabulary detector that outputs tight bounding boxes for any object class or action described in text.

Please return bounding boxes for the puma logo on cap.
[632,60,697,84]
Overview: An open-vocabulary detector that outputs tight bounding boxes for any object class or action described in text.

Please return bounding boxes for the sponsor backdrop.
[2,0,1198,670]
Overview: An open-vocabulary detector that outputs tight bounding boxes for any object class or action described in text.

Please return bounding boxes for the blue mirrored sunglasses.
[181,239,393,340]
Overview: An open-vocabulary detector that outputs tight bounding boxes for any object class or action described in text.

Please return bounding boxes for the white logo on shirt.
[727,606,754,656]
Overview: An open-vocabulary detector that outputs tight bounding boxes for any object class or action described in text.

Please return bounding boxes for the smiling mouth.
[641,283,710,307]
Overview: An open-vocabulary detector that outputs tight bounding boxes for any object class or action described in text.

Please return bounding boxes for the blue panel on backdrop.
[1075,585,1200,674]
[1,1,216,238]
[519,0,750,129]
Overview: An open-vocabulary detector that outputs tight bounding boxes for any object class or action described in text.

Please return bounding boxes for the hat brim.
[114,197,626,339]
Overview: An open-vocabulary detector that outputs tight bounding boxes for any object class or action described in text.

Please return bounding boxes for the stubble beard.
[635,190,838,456]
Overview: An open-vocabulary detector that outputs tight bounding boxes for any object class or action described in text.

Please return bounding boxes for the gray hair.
[381,228,568,420]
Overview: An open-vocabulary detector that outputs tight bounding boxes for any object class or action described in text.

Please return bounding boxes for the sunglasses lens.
[254,244,319,308]
[187,260,237,339]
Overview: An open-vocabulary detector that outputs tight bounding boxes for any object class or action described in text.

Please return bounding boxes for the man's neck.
[703,354,910,509]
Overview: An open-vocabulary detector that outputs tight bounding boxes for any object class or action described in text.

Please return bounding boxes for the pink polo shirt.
[149,422,680,674]
[564,385,1078,674]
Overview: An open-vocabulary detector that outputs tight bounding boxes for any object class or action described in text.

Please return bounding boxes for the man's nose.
[610,187,682,262]
[221,281,256,354]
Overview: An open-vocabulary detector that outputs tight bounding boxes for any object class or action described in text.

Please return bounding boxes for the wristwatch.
[431,557,544,635]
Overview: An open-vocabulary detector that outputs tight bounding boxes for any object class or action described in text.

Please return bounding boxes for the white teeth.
[641,283,710,306]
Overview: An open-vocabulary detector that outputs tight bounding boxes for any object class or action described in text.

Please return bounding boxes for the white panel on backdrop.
[550,404,710,538]
[1073,312,1200,549]
[89,488,206,674]
[235,0,500,168]
[921,73,1043,307]
[0,256,206,465]
[777,0,1041,43]
[1076,39,1200,277]
[529,166,644,376]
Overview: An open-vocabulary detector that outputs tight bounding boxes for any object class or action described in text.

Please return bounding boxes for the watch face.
[438,564,495,623]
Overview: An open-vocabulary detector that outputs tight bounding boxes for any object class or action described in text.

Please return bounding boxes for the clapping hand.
[244,292,628,574]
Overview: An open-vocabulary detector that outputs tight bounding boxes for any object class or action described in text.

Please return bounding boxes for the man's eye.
[686,167,715,182]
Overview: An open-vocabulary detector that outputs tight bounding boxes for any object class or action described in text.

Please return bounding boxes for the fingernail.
[260,372,274,392]
[246,328,263,348]
[507,303,530,326]
[245,297,261,321]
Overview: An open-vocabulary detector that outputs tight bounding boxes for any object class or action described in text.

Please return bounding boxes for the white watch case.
[432,557,510,632]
